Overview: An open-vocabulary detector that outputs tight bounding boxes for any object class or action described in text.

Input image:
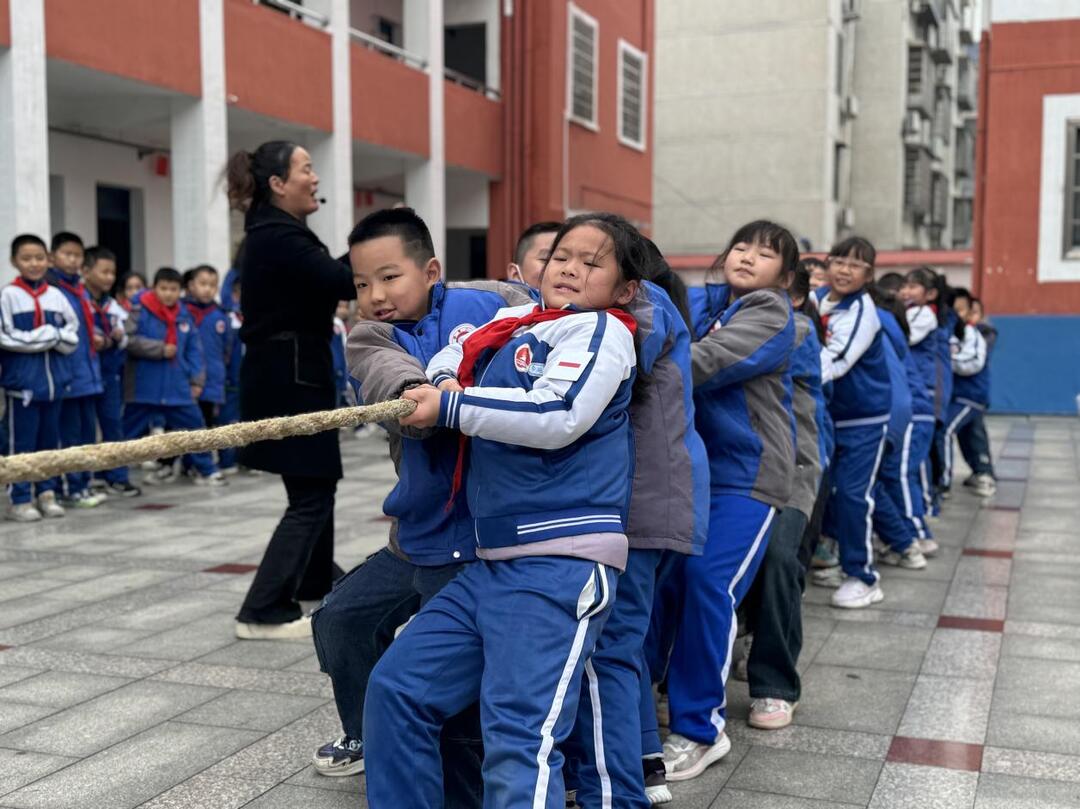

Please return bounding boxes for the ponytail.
[224,140,298,212]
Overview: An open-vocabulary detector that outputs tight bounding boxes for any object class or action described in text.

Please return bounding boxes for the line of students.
[302,207,999,808]
[0,233,247,520]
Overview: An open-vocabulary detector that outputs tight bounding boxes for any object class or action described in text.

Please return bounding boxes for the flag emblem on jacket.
[514,344,532,372]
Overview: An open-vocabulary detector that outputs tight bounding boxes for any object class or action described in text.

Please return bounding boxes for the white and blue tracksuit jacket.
[184,300,230,405]
[687,284,796,509]
[951,323,989,408]
[91,295,129,380]
[880,310,934,421]
[348,282,530,566]
[428,304,637,561]
[0,281,80,401]
[123,292,206,406]
[813,287,892,427]
[46,269,102,398]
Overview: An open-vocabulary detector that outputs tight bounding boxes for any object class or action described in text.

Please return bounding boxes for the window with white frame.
[568,5,598,129]
[1066,122,1080,256]
[618,39,647,150]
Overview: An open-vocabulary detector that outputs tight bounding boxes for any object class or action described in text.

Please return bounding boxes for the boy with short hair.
[309,208,529,794]
[83,246,141,497]
[123,267,226,487]
[182,265,230,428]
[506,220,561,290]
[47,232,105,507]
[1,235,80,521]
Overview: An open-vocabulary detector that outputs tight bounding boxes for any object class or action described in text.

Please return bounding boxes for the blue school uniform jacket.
[226,311,243,390]
[813,287,891,427]
[951,323,990,407]
[331,316,348,397]
[937,310,957,409]
[90,294,128,379]
[184,300,229,405]
[46,269,103,398]
[879,309,934,419]
[349,282,521,565]
[124,292,206,406]
[625,281,709,555]
[688,284,796,509]
[0,280,79,401]
[429,304,637,552]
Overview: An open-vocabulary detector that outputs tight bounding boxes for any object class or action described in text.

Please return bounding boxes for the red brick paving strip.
[937,615,1005,633]
[202,563,259,574]
[887,737,984,771]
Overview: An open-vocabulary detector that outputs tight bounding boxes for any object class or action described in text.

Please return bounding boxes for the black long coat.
[238,205,356,479]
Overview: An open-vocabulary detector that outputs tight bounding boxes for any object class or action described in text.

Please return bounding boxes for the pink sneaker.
[748,698,798,730]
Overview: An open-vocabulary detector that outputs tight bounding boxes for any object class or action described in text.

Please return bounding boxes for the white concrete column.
[404,0,446,266]
[307,0,353,254]
[0,0,50,274]
[171,0,230,272]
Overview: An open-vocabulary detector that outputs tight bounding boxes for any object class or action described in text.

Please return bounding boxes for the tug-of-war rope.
[0,398,417,485]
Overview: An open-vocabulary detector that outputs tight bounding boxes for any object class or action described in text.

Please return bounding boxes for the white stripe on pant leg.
[943,406,971,489]
[920,459,931,511]
[7,399,14,501]
[860,427,889,584]
[898,423,925,539]
[584,659,612,809]
[709,507,776,739]
[533,567,611,809]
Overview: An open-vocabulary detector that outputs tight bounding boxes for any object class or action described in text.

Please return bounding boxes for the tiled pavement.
[0,416,1077,808]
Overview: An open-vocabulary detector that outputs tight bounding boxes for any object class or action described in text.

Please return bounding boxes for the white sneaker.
[193,471,229,487]
[235,615,312,640]
[143,463,178,486]
[918,538,940,557]
[218,465,239,477]
[972,474,997,498]
[36,491,65,519]
[6,503,42,522]
[831,577,884,609]
[812,565,845,588]
[663,731,731,782]
[879,545,927,570]
[748,698,798,730]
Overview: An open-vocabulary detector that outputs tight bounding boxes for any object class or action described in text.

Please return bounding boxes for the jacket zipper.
[45,352,54,400]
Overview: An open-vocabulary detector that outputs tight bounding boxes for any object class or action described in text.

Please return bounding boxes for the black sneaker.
[643,755,672,804]
[107,481,142,498]
[312,736,365,777]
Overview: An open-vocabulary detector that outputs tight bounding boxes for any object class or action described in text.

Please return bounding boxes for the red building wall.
[0,0,10,48]
[975,19,1080,314]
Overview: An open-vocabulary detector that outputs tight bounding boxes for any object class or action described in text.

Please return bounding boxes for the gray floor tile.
[711,789,859,808]
[0,647,173,679]
[727,746,882,804]
[196,640,315,670]
[922,628,1002,679]
[1004,620,1080,640]
[953,557,1012,588]
[1013,531,1080,555]
[943,585,1009,620]
[813,622,932,673]
[1006,576,1080,624]
[667,742,750,809]
[30,625,152,653]
[1,721,260,809]
[974,773,1080,809]
[0,702,57,735]
[1019,507,1079,534]
[0,600,83,632]
[135,773,269,809]
[0,666,44,689]
[726,722,892,760]
[0,749,76,798]
[897,675,994,744]
[992,657,1080,719]
[284,765,363,794]
[868,762,978,809]
[99,590,239,632]
[242,784,364,809]
[794,665,916,735]
[982,746,1080,784]
[1000,634,1080,663]
[875,578,951,614]
[116,613,238,661]
[0,680,222,756]
[176,690,328,732]
[986,709,1080,757]
[33,565,113,582]
[0,671,130,708]
[152,662,332,698]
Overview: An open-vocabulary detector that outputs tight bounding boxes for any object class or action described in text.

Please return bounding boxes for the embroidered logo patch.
[451,324,476,345]
[178,322,190,333]
[215,320,227,334]
[514,344,532,372]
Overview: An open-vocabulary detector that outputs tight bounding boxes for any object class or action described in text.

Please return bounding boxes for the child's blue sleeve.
[690,290,794,391]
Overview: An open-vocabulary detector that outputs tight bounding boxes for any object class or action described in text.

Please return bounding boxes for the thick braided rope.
[0,398,417,485]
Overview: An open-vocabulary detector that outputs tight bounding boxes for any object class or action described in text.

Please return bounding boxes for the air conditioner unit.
[902,110,922,135]
[839,207,856,229]
[843,95,860,120]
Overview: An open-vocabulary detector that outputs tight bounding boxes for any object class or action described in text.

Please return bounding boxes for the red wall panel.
[0,0,10,48]
[350,45,428,157]
[445,82,501,176]
[978,20,1080,314]
[225,0,332,131]
[44,0,200,95]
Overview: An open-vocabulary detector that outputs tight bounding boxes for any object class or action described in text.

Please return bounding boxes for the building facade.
[0,0,653,283]
[653,0,977,255]
[971,0,1080,414]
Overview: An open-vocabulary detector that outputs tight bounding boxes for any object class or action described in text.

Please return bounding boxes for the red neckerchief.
[119,298,132,312]
[140,291,180,347]
[184,300,218,328]
[12,277,49,328]
[88,293,113,336]
[445,305,638,510]
[52,273,97,356]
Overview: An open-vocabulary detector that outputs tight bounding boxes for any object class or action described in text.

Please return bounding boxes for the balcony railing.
[930,12,954,64]
[905,146,933,219]
[959,3,976,45]
[911,0,944,28]
[957,56,975,111]
[255,0,328,28]
[349,27,427,71]
[444,67,501,101]
[907,44,935,117]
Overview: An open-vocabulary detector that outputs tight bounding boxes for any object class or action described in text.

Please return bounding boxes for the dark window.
[96,185,131,275]
[444,23,486,85]
[619,42,646,148]
[1067,123,1080,255]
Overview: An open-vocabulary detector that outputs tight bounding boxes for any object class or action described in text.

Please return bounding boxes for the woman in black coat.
[226,141,356,639]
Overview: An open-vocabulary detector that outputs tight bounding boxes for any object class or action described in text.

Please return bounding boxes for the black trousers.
[238,474,343,624]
